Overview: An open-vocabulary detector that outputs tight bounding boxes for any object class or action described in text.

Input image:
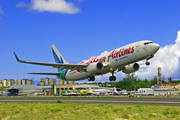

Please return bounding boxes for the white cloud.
[100,51,108,55]
[0,6,4,19]
[81,51,109,64]
[16,0,81,14]
[16,1,28,7]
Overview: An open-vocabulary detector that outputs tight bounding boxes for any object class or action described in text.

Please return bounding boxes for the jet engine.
[122,63,140,74]
[86,62,104,74]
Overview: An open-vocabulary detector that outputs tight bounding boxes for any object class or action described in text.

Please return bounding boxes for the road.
[0,97,180,106]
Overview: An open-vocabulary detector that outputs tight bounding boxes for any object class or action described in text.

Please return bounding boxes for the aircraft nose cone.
[156,43,160,50]
[153,43,160,53]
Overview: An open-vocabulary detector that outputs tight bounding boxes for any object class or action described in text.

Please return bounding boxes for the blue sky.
[0,0,180,83]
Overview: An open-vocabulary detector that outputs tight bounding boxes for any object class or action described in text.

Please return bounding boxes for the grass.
[0,103,179,120]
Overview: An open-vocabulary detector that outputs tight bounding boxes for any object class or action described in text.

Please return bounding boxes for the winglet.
[13,51,21,62]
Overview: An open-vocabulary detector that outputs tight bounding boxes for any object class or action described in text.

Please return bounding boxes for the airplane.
[13,40,160,81]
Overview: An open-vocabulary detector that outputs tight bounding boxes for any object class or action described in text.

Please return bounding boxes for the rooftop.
[56,84,99,87]
[156,83,180,86]
[7,85,42,90]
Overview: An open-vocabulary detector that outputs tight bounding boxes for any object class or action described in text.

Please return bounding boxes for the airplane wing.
[13,51,88,70]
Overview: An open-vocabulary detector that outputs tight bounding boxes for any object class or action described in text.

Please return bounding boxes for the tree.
[150,76,158,85]
[119,73,139,91]
[51,84,55,92]
[112,74,180,91]
[168,77,173,83]
[98,82,102,84]
[125,73,138,82]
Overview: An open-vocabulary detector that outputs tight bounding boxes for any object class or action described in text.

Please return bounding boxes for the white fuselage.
[65,40,160,81]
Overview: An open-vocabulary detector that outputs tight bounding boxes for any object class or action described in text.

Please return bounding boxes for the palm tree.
[168,77,173,84]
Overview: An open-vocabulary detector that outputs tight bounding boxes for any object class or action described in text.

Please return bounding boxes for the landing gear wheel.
[92,76,95,81]
[88,76,95,81]
[88,77,91,81]
[146,62,150,66]
[109,76,113,81]
[109,76,116,81]
[113,76,116,81]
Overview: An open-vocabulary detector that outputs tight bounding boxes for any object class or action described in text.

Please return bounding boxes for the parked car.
[135,92,141,95]
[129,91,135,97]
[108,92,120,96]
[62,92,78,96]
[33,92,44,96]
[120,92,128,95]
[0,92,3,96]
[87,91,109,96]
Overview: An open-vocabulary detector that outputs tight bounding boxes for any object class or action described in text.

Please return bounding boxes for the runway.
[0,97,180,106]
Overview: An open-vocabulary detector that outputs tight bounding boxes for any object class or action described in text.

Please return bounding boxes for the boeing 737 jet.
[13,40,160,81]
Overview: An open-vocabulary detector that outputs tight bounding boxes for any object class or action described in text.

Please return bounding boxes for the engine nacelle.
[87,62,104,74]
[123,63,140,74]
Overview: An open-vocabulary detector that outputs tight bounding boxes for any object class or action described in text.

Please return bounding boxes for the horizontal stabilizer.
[28,73,60,76]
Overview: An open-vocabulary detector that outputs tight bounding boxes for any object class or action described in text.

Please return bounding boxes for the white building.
[3,80,7,87]
[137,88,154,95]
[0,79,15,87]
[152,83,180,96]
[154,88,175,96]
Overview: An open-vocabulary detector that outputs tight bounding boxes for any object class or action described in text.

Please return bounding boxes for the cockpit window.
[144,42,154,45]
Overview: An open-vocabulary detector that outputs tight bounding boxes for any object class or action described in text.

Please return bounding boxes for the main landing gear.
[145,55,154,66]
[88,76,95,81]
[109,71,116,81]
[146,61,150,65]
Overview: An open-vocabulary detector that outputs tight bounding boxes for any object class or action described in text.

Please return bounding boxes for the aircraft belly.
[65,67,110,81]
[91,68,110,76]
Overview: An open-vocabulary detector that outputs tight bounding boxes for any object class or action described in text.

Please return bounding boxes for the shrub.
[170,111,180,115]
[113,108,123,113]
[51,108,62,113]
[162,111,169,116]
[56,100,62,103]
[122,114,129,119]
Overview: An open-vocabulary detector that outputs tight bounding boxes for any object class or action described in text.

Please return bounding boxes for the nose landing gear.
[145,55,154,66]
[146,61,150,65]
